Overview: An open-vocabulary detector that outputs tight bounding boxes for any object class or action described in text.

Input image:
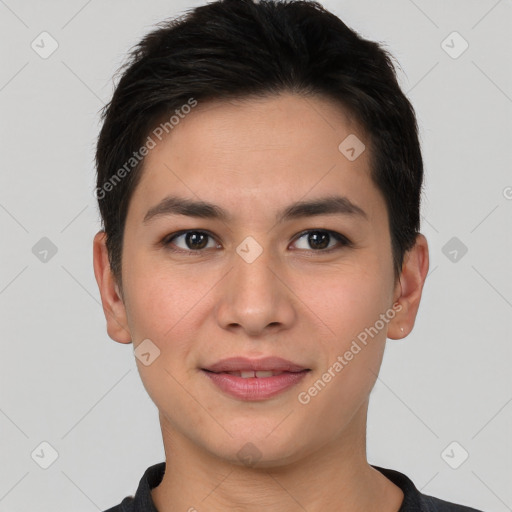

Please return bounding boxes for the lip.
[201,357,310,401]
[203,356,308,373]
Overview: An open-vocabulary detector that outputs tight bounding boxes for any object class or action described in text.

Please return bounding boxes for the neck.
[151,400,403,512]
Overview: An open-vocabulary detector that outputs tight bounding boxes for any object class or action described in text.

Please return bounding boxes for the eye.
[161,228,352,255]
[162,230,219,253]
[291,229,352,252]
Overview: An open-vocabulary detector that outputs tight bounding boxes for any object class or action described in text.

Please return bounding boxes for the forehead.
[126,93,384,225]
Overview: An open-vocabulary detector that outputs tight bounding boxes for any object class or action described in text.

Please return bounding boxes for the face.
[97,93,413,467]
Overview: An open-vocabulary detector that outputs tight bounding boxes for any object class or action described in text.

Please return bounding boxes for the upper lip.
[202,357,309,373]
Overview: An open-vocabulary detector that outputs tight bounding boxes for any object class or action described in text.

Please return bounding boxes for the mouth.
[204,370,296,378]
[201,357,311,401]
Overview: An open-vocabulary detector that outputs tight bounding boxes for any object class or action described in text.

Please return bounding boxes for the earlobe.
[92,230,132,344]
[388,233,429,340]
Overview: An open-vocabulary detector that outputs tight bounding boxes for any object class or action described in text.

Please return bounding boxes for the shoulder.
[101,462,165,512]
[102,496,134,512]
[372,464,486,512]
[420,494,485,512]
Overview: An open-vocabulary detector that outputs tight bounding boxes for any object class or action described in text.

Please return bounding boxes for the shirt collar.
[129,462,424,511]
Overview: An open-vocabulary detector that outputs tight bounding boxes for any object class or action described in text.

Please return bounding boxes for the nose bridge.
[233,241,278,310]
[234,244,275,299]
[215,238,295,334]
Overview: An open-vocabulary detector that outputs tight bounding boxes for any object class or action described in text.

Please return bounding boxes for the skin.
[93,93,429,511]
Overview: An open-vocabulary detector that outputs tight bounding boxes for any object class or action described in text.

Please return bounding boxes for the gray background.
[1,0,511,510]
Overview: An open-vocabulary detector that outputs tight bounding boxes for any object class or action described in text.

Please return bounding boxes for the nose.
[214,244,296,337]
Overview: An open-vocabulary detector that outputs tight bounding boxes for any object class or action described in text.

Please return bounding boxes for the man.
[93,1,483,510]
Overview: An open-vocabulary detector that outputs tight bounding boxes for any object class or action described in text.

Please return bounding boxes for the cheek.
[122,266,205,410]
[122,243,208,333]
[289,287,391,450]
[122,256,225,391]
[292,269,392,419]
[296,258,393,389]
[294,258,394,342]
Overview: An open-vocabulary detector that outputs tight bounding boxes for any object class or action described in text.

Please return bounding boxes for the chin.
[205,430,308,469]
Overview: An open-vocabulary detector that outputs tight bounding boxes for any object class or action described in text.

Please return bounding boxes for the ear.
[92,230,132,344]
[387,233,429,340]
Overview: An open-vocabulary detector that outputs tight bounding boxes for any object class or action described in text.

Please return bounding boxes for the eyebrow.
[143,194,368,225]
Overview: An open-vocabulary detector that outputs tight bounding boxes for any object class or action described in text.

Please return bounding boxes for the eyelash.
[161,229,353,256]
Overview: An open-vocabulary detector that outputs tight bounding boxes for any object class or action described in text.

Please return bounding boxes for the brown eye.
[184,232,209,250]
[163,230,218,252]
[292,230,352,252]
[307,231,330,250]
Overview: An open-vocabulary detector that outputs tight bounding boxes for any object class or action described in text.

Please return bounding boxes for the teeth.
[225,370,284,378]
[255,370,275,378]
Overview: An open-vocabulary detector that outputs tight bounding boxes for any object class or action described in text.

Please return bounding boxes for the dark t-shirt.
[103,462,484,512]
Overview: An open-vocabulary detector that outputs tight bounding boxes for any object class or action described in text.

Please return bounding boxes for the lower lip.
[202,370,309,401]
